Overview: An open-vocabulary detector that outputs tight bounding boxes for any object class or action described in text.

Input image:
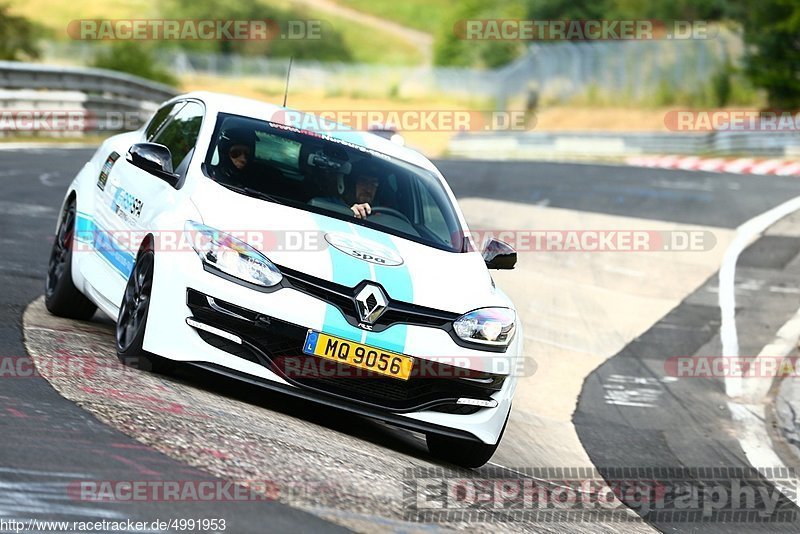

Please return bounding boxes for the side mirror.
[127,143,179,186]
[483,239,517,269]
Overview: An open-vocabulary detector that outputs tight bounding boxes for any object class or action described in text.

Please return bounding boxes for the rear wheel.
[45,198,97,320]
[115,245,168,373]
[426,410,509,468]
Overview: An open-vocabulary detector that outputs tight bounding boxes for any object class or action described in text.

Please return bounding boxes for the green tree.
[92,42,178,86]
[737,0,800,108]
[434,0,525,68]
[163,0,352,62]
[602,0,730,20]
[433,0,735,68]
[0,3,39,60]
[524,0,606,20]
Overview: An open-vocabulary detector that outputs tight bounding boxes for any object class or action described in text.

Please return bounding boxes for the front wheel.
[115,245,168,373]
[426,410,509,468]
[45,198,97,320]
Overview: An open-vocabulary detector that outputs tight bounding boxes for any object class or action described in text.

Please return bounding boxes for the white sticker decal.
[324,232,403,266]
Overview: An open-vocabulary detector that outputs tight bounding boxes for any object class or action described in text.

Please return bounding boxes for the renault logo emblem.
[355,284,387,325]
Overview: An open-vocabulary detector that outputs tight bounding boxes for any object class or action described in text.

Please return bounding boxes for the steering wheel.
[369,206,412,225]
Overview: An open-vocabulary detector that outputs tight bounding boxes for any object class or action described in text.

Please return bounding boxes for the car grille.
[186,289,504,413]
[276,264,460,332]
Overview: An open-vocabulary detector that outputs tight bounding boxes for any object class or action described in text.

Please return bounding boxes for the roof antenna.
[282,57,293,108]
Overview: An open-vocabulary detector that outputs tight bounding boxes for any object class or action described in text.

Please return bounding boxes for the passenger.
[211,127,256,184]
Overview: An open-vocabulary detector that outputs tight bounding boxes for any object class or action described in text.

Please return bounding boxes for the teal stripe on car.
[312,214,372,344]
[75,212,95,243]
[306,209,416,354]
[75,213,134,279]
[355,228,413,354]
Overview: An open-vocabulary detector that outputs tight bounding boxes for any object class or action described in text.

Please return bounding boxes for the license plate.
[302,330,413,380]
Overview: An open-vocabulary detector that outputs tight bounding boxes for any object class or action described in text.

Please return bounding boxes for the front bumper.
[141,250,520,444]
[186,289,505,414]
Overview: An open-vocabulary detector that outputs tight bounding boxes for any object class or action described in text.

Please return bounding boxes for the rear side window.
[145,103,180,141]
[416,181,450,246]
[255,131,301,172]
[151,101,204,170]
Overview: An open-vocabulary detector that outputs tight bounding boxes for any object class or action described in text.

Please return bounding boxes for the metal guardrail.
[0,61,177,102]
[448,131,800,160]
[0,62,178,137]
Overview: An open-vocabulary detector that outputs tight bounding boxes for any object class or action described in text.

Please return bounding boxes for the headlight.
[453,308,516,347]
[184,221,282,288]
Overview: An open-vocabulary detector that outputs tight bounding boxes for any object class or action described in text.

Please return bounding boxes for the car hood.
[190,180,509,313]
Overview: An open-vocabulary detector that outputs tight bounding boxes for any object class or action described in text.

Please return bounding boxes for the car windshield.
[203,113,465,252]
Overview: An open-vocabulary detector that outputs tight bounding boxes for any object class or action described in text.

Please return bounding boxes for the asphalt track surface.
[4,149,800,532]
[0,149,347,533]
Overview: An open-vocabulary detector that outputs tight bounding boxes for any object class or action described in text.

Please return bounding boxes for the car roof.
[174,91,441,175]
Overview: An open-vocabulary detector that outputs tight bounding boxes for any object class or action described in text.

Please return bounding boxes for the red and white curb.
[626,155,800,176]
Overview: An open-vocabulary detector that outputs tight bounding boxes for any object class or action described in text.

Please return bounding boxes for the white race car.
[45,92,522,467]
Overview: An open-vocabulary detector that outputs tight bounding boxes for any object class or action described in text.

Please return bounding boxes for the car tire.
[426,409,509,468]
[45,198,98,320]
[115,243,169,373]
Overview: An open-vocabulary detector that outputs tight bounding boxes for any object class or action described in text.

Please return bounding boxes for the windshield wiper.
[218,183,285,205]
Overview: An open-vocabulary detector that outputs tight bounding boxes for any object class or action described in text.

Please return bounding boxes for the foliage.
[163,0,352,62]
[434,0,738,68]
[433,0,524,68]
[736,0,800,108]
[0,3,40,60]
[92,42,178,86]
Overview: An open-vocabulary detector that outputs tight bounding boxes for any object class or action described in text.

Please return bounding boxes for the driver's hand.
[350,203,372,219]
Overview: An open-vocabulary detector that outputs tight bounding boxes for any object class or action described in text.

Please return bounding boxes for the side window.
[417,182,451,246]
[254,132,302,174]
[145,103,180,141]
[152,102,204,171]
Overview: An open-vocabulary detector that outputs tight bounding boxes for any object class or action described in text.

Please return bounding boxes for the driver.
[347,173,380,219]
[320,167,380,219]
[211,127,256,185]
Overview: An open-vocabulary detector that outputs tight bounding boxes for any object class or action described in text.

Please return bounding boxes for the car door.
[89,100,205,312]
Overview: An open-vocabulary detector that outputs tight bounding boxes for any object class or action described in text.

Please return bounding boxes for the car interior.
[202,114,462,251]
